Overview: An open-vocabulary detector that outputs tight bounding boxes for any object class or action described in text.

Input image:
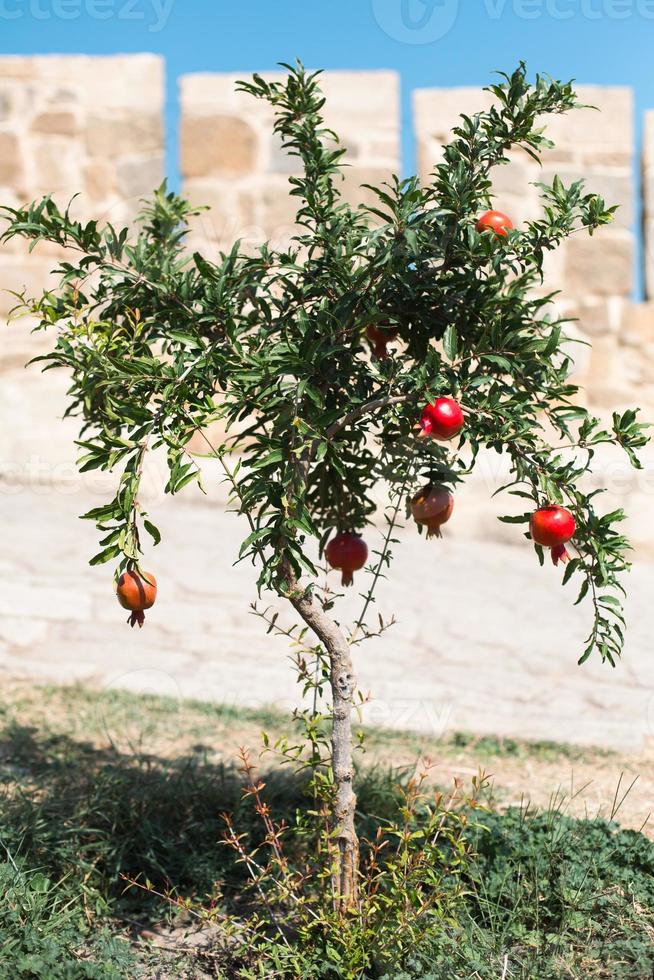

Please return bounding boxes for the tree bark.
[281,562,359,908]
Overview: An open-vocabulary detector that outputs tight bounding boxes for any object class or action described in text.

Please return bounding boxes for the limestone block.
[180,70,400,251]
[83,160,117,202]
[564,230,633,297]
[182,70,398,135]
[574,297,622,338]
[414,87,492,152]
[184,179,256,245]
[320,71,399,119]
[0,90,10,122]
[32,137,83,195]
[268,132,302,175]
[116,154,165,200]
[543,86,633,162]
[413,87,634,240]
[540,248,567,293]
[258,181,301,241]
[538,146,576,165]
[31,54,164,111]
[337,166,398,210]
[181,115,259,178]
[644,110,654,164]
[0,131,22,186]
[0,58,34,79]
[584,334,635,408]
[643,111,654,301]
[320,72,399,152]
[0,256,59,316]
[496,191,541,226]
[562,321,592,384]
[491,156,534,198]
[619,301,654,348]
[85,112,163,158]
[31,111,78,137]
[180,72,277,117]
[0,316,46,369]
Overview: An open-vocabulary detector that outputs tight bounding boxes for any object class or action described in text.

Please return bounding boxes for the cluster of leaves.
[0,61,648,662]
[222,776,654,979]
[187,751,489,980]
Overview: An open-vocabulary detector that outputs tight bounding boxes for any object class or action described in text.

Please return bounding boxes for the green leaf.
[89,545,121,566]
[143,519,161,546]
[442,324,458,361]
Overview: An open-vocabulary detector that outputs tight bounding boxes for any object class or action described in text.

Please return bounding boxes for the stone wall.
[0,54,165,474]
[2,60,654,426]
[180,70,400,257]
[414,84,654,412]
[0,54,165,317]
[643,111,654,302]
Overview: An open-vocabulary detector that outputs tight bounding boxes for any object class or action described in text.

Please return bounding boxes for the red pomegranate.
[476,210,513,237]
[116,568,157,628]
[410,485,454,539]
[325,532,368,586]
[366,324,398,360]
[419,397,464,441]
[529,506,576,566]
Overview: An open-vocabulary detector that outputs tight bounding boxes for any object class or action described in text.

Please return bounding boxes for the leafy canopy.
[1,62,648,666]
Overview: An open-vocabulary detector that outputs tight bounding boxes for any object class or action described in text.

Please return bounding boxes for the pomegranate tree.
[1,63,648,907]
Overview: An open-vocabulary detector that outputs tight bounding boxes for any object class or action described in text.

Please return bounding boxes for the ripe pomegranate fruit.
[529,506,576,566]
[476,209,513,237]
[410,485,454,539]
[419,397,464,441]
[116,568,157,628]
[366,324,398,359]
[325,532,368,586]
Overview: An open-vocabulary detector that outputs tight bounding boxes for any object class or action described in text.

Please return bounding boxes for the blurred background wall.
[2,55,654,412]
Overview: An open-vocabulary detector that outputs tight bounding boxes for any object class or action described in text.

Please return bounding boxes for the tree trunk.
[282,563,359,908]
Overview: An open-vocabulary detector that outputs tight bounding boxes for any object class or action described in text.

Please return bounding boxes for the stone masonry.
[643,111,654,303]
[0,54,165,319]
[414,84,654,412]
[179,70,400,257]
[0,54,165,472]
[1,60,654,414]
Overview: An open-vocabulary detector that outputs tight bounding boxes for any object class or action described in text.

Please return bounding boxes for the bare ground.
[1,676,651,837]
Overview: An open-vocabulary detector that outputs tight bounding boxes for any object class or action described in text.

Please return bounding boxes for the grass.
[0,677,620,769]
[0,679,653,977]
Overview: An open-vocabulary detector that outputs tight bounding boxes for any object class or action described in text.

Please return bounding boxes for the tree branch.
[325,393,419,440]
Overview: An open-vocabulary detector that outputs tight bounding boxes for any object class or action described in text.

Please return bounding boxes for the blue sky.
[2,0,652,288]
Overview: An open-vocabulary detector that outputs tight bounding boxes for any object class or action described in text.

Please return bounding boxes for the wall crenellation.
[0,54,165,475]
[180,70,400,260]
[2,56,654,416]
[0,54,164,320]
[413,84,654,410]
